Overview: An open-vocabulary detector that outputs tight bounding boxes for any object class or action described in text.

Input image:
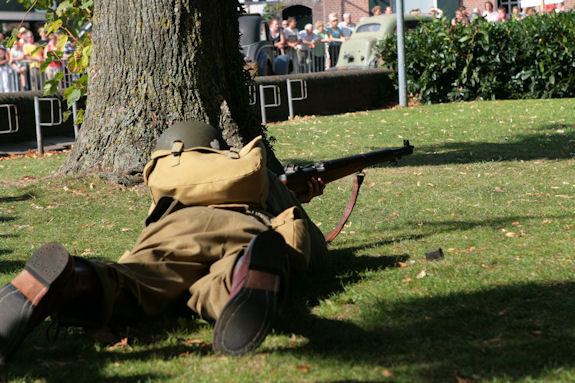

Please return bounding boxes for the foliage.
[262,1,285,20]
[376,13,575,103]
[11,0,93,122]
[1,99,575,381]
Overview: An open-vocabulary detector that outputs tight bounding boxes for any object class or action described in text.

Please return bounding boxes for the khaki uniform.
[91,172,327,324]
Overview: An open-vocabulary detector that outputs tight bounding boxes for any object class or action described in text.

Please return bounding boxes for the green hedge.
[376,12,575,103]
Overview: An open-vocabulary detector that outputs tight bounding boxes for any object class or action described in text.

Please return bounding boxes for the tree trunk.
[60,0,278,178]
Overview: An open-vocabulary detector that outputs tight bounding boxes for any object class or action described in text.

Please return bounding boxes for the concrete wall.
[252,68,395,122]
[0,92,76,144]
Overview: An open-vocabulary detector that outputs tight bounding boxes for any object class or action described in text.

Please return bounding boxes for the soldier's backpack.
[144,135,269,208]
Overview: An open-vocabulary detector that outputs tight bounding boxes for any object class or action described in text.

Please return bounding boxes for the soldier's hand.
[296,177,325,203]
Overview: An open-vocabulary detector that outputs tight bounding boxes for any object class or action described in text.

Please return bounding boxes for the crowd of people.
[0,26,72,93]
[268,12,357,73]
[2,2,572,91]
[449,0,569,25]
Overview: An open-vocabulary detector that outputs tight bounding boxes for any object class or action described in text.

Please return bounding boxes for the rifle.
[282,140,414,242]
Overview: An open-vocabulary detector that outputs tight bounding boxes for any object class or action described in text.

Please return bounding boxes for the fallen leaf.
[402,278,413,283]
[107,337,131,351]
[381,369,394,377]
[505,232,517,238]
[296,365,311,372]
[397,262,410,268]
[416,270,427,279]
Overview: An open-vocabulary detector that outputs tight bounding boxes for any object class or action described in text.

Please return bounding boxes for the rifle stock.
[283,140,414,194]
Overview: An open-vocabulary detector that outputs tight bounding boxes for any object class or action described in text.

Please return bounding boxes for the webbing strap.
[324,172,365,243]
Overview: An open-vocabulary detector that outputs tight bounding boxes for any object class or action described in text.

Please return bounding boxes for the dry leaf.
[416,270,427,279]
[505,232,517,238]
[397,262,410,268]
[402,278,413,283]
[381,369,394,377]
[296,365,311,372]
[107,337,131,351]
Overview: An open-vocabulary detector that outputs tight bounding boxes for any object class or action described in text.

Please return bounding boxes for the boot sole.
[0,243,72,364]
[213,231,286,356]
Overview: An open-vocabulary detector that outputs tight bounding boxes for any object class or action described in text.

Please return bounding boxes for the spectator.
[469,8,481,20]
[385,6,394,14]
[37,26,49,45]
[429,7,444,18]
[326,13,345,68]
[44,33,63,80]
[372,5,383,15]
[511,6,523,19]
[0,32,14,93]
[338,13,355,40]
[9,40,28,91]
[269,18,286,55]
[410,8,422,15]
[555,2,566,12]
[17,27,28,46]
[283,17,300,73]
[312,21,328,72]
[23,30,43,90]
[451,8,467,25]
[497,6,509,21]
[297,24,317,73]
[523,7,535,16]
[281,19,288,29]
[483,1,499,21]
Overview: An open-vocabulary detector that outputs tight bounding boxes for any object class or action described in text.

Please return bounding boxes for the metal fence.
[0,59,75,93]
[287,45,332,74]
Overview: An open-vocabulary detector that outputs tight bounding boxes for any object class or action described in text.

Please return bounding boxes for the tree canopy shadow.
[275,231,575,382]
[278,280,575,382]
[375,125,575,167]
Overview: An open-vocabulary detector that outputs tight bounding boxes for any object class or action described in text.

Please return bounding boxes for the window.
[356,23,381,33]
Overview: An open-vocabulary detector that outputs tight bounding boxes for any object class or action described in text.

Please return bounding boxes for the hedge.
[376,12,575,103]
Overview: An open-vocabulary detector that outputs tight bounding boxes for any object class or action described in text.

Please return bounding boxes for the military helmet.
[154,120,228,152]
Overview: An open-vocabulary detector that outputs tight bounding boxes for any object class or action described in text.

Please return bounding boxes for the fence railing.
[0,59,75,93]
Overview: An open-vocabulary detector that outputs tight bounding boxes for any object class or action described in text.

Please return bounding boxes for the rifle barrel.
[284,140,414,194]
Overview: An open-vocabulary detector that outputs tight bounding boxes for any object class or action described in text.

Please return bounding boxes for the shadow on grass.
[283,126,574,168]
[2,320,212,383]
[278,249,575,382]
[0,194,34,203]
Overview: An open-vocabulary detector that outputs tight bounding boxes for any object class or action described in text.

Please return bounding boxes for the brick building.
[242,0,574,24]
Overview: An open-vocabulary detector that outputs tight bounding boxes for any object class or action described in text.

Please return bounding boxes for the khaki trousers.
[92,206,270,323]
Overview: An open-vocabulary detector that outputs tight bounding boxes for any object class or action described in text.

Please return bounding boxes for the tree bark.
[60,0,278,178]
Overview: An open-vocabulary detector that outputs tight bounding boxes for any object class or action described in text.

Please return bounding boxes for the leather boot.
[54,257,103,328]
[213,230,287,356]
[0,242,102,364]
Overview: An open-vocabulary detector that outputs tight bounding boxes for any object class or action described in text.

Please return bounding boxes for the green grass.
[1,98,574,382]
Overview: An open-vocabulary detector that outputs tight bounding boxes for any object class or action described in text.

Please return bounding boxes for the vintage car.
[239,14,291,76]
[336,14,431,69]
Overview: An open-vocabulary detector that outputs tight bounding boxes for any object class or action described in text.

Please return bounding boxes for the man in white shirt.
[338,13,355,40]
[297,24,318,73]
[283,17,300,73]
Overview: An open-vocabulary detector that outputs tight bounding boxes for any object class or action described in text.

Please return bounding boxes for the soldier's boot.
[213,230,287,356]
[0,242,102,364]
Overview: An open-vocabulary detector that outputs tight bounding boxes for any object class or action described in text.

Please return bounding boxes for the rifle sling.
[324,172,365,243]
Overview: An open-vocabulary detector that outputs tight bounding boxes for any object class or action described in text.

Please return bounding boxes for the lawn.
[1,98,574,382]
